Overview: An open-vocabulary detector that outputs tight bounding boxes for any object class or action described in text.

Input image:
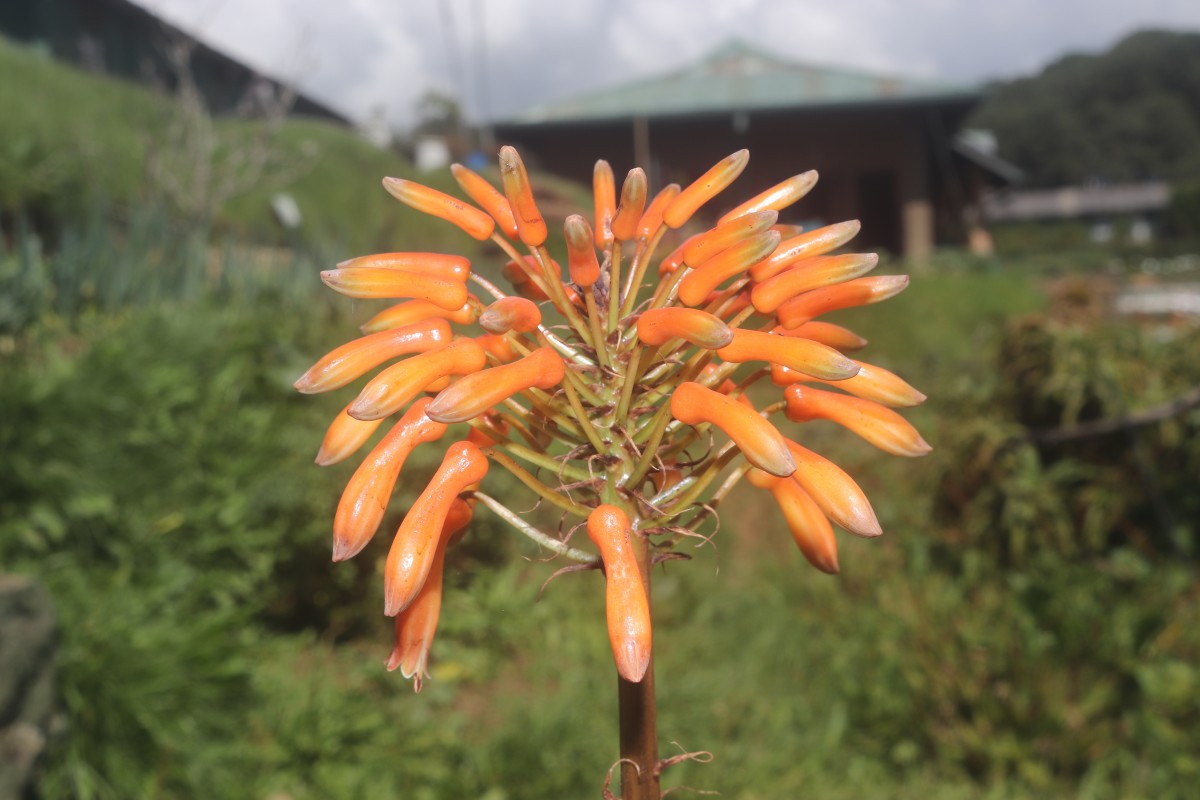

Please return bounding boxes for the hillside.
[969,29,1200,187]
[0,35,470,254]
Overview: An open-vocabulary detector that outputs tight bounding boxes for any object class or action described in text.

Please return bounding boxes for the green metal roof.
[504,40,977,124]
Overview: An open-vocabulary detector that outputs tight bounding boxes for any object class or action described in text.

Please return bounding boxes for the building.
[494,41,1016,260]
[0,0,347,123]
[982,181,1170,245]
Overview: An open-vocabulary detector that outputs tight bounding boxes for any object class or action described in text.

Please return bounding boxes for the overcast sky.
[139,0,1200,129]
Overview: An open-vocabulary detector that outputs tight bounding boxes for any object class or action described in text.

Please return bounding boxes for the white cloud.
[136,0,1200,130]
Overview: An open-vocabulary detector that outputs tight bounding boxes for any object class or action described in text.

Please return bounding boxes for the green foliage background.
[969,29,1200,187]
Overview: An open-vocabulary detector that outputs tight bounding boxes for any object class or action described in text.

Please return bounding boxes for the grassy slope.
[0,35,480,256]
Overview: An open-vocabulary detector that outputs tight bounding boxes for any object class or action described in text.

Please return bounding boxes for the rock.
[0,575,59,800]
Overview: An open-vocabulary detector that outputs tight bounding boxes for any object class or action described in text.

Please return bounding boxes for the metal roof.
[504,39,977,124]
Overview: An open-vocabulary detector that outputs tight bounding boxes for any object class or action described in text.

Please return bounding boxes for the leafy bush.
[934,314,1200,563]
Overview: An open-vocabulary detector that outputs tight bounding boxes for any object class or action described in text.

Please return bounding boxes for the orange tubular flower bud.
[361,299,478,333]
[663,149,750,229]
[586,505,651,683]
[717,329,859,382]
[677,230,781,307]
[772,360,926,408]
[610,168,648,242]
[336,252,470,283]
[682,210,779,268]
[320,268,469,311]
[750,253,879,314]
[294,319,452,394]
[772,321,868,352]
[467,413,510,447]
[332,398,448,562]
[384,441,489,616]
[772,224,806,239]
[710,289,753,319]
[593,160,616,248]
[777,275,910,329]
[784,385,931,457]
[476,333,518,364]
[315,404,385,466]
[749,219,863,282]
[658,234,700,277]
[387,497,473,690]
[425,346,566,424]
[637,182,681,240]
[450,163,519,239]
[502,256,573,303]
[784,439,881,537]
[479,296,542,334]
[636,307,733,349]
[718,170,820,225]
[348,339,487,421]
[382,177,495,240]
[745,468,839,573]
[564,215,602,287]
[498,145,547,247]
[670,382,795,477]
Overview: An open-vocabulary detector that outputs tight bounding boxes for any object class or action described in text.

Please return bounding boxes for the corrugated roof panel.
[506,40,976,123]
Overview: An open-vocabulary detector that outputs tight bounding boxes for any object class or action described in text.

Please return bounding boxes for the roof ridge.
[502,37,976,125]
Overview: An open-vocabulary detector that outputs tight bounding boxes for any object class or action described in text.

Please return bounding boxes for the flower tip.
[761,446,797,479]
[848,509,883,538]
[331,537,358,563]
[909,436,934,456]
[830,355,862,381]
[346,399,384,421]
[814,552,841,575]
[619,640,650,683]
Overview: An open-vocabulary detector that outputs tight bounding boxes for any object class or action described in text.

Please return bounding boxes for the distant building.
[0,0,348,123]
[983,181,1170,243]
[494,41,1017,259]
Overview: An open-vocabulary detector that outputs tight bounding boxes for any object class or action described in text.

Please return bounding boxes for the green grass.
[5,256,1197,798]
[0,35,486,256]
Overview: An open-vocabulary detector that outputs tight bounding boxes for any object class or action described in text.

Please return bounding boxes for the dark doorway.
[856,170,901,255]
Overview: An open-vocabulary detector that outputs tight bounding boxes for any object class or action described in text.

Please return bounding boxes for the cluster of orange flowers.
[296,146,928,690]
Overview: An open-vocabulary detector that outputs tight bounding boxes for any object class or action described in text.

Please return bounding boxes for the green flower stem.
[614,348,641,424]
[468,491,598,564]
[494,409,542,448]
[647,262,687,311]
[627,404,673,487]
[563,377,608,454]
[620,227,667,319]
[533,245,596,348]
[584,290,611,370]
[468,269,508,301]
[498,440,591,482]
[730,366,769,398]
[726,304,757,330]
[607,240,623,332]
[644,443,741,526]
[701,276,751,317]
[483,449,592,518]
[562,363,606,407]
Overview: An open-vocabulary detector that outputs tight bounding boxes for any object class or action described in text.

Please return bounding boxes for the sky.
[139,0,1200,129]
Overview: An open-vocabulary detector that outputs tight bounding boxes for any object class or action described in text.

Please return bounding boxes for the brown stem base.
[618,663,659,799]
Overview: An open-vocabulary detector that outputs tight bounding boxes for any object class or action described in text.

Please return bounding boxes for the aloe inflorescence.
[296,145,928,692]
